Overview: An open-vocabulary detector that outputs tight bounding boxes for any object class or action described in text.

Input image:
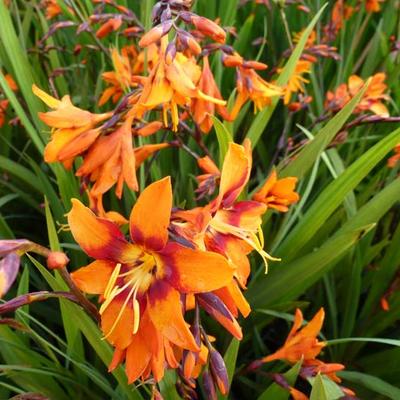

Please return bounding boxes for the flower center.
[100,252,157,339]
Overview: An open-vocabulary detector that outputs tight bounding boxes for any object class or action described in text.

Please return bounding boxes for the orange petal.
[159,242,234,293]
[129,177,172,251]
[71,260,114,294]
[101,297,134,349]
[68,199,131,262]
[148,280,199,351]
[126,332,151,383]
[217,142,251,208]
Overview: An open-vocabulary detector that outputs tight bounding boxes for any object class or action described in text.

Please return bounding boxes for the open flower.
[280,60,312,105]
[366,0,385,12]
[133,39,226,131]
[252,170,299,212]
[173,141,277,338]
[230,65,283,120]
[191,56,231,133]
[33,85,111,168]
[68,177,234,382]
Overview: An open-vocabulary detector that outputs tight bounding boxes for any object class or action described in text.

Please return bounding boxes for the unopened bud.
[209,350,229,395]
[47,251,69,270]
[202,370,217,400]
[191,15,226,43]
[139,21,172,48]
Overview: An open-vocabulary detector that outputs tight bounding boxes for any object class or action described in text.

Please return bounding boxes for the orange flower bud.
[137,121,164,137]
[139,22,172,48]
[96,17,122,39]
[191,15,226,43]
[243,61,268,70]
[47,251,69,270]
[222,54,243,67]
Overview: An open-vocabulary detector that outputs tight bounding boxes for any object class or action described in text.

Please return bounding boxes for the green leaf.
[338,371,400,400]
[249,177,400,308]
[326,337,400,347]
[212,115,233,167]
[246,4,327,147]
[309,374,344,400]
[280,83,368,180]
[277,126,400,261]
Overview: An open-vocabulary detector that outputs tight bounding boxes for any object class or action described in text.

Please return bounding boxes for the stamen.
[133,297,140,334]
[104,263,121,300]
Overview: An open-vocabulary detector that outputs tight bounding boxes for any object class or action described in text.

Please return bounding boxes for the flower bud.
[191,15,226,43]
[139,21,173,48]
[209,350,229,395]
[47,251,69,270]
[202,370,217,400]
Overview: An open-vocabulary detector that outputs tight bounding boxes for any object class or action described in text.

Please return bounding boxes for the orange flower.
[388,144,400,168]
[349,73,389,116]
[366,0,385,12]
[68,177,234,383]
[230,65,283,120]
[33,85,111,168]
[99,47,139,106]
[330,0,354,35]
[41,0,62,19]
[0,100,9,128]
[191,56,231,133]
[261,308,326,364]
[133,39,226,131]
[280,60,312,105]
[325,73,390,116]
[173,141,278,338]
[252,170,299,212]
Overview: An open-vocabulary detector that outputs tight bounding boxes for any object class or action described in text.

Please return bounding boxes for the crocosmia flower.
[68,177,234,382]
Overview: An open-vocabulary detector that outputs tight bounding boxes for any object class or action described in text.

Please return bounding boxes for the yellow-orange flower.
[366,0,385,12]
[33,85,111,168]
[191,56,231,133]
[230,66,283,120]
[280,60,312,105]
[325,73,390,116]
[68,177,234,383]
[252,170,300,212]
[132,39,226,131]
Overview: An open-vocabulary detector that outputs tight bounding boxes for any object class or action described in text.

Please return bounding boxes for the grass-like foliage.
[0,0,399,399]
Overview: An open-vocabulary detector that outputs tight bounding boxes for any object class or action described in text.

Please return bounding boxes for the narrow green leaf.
[338,371,400,400]
[211,115,233,167]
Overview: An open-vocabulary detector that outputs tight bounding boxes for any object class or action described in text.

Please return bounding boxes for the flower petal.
[71,260,115,294]
[129,177,172,251]
[159,242,234,293]
[101,297,134,349]
[217,141,251,208]
[148,280,198,351]
[68,199,131,262]
[126,332,151,383]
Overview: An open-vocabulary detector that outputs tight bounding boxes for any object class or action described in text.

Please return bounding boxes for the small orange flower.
[0,100,9,128]
[33,85,112,168]
[388,144,400,168]
[68,177,234,383]
[325,73,390,117]
[191,56,231,133]
[366,0,385,12]
[280,60,312,105]
[133,39,225,131]
[230,65,283,120]
[330,0,354,35]
[252,170,300,212]
[41,0,62,20]
[261,308,326,364]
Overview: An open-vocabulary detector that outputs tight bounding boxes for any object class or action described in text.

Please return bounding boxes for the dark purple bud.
[209,350,229,395]
[197,292,235,321]
[179,11,193,23]
[77,21,91,35]
[202,370,217,400]
[273,373,290,389]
